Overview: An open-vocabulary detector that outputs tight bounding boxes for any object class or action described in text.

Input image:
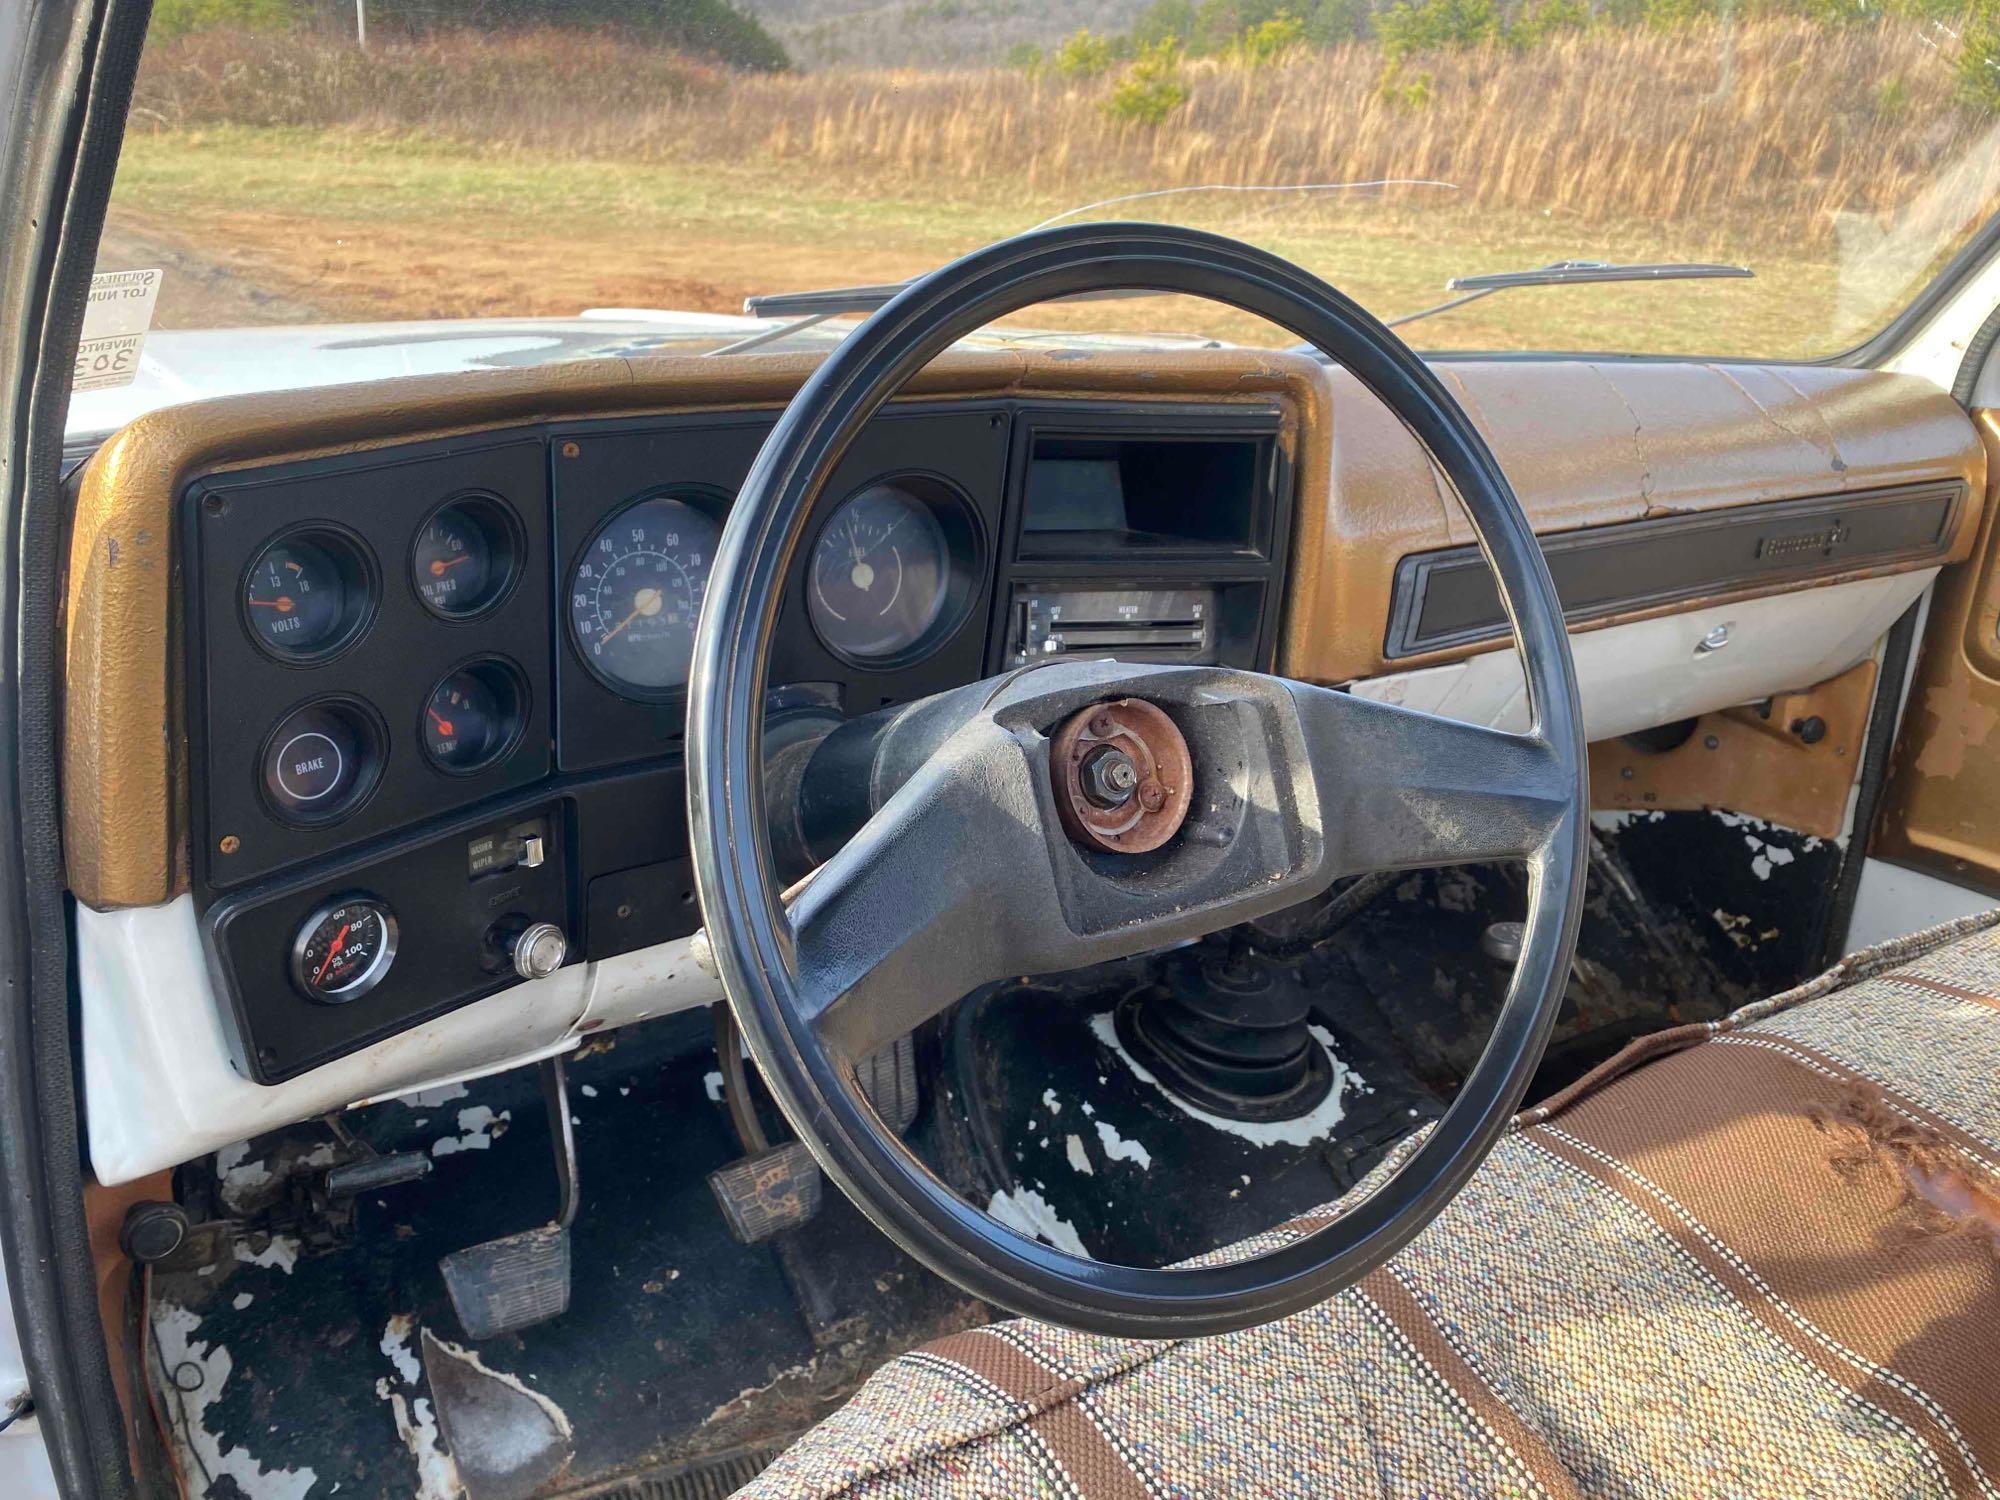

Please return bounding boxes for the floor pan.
[142,1010,984,1499]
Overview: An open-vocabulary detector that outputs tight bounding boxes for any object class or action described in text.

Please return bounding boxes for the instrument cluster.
[186,400,1288,1082]
[244,512,535,824]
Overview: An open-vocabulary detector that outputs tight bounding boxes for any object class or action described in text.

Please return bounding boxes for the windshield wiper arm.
[1386,259,1752,329]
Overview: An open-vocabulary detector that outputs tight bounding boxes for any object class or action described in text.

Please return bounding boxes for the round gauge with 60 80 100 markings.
[567,495,721,699]
[291,896,398,1004]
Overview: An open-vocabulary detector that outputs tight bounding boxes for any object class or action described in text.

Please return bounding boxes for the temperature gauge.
[421,659,525,774]
[290,896,398,1004]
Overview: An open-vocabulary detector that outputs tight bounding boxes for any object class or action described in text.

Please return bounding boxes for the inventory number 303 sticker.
[73,267,161,393]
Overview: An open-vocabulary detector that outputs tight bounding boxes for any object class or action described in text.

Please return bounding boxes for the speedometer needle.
[598,587,664,646]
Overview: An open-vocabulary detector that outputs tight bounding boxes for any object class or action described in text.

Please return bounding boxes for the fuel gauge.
[291,896,398,1004]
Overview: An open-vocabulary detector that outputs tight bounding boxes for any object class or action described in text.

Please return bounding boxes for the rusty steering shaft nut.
[1050,698,1193,854]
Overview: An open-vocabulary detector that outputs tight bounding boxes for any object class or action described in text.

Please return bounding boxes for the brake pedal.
[707,1022,914,1245]
[440,1056,579,1340]
[709,1141,822,1245]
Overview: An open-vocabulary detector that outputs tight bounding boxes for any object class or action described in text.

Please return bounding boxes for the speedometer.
[567,495,721,699]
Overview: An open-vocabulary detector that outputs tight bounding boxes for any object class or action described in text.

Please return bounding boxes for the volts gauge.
[290,896,399,1005]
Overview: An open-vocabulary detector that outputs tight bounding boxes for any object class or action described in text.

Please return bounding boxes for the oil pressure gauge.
[290,896,398,1005]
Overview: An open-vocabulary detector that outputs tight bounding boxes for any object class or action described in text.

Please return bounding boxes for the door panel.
[1877,410,2000,891]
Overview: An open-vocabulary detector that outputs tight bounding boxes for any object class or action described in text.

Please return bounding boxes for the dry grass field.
[104,20,2000,354]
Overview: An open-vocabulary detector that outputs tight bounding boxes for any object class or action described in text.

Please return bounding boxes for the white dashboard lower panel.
[1350,571,1932,739]
[77,898,723,1185]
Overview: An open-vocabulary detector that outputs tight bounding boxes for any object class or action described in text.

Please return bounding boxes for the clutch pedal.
[439,1056,579,1341]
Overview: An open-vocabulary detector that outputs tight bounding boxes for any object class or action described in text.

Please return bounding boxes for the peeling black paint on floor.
[147,1011,984,1499]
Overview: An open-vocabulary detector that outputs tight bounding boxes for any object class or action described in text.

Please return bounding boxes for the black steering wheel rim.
[688,222,1588,1338]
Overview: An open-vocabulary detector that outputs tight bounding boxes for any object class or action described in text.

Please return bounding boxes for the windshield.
[80,0,2000,423]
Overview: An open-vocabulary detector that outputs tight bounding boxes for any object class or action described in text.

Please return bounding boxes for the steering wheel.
[688,223,1587,1339]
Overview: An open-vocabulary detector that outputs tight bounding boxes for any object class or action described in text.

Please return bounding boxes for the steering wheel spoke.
[1293,685,1574,877]
[788,721,1066,1063]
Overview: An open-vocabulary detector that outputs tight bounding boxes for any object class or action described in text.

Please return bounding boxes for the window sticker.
[73,268,161,392]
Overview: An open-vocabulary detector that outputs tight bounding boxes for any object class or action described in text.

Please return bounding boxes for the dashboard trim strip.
[1386,479,1968,658]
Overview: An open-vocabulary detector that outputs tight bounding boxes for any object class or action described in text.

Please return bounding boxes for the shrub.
[1301,0,1373,43]
[150,0,292,39]
[1508,0,1590,47]
[1375,58,1436,106]
[1133,0,1200,46]
[1226,13,1309,64]
[1960,3,2000,110]
[1053,27,1121,78]
[1637,0,1719,31]
[1005,41,1044,70]
[1376,0,1501,57]
[1102,39,1191,124]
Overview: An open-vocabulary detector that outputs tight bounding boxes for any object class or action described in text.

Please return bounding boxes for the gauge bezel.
[410,491,525,622]
[418,655,530,776]
[290,895,400,1005]
[805,471,985,671]
[239,523,379,665]
[257,694,388,828]
[565,486,729,704]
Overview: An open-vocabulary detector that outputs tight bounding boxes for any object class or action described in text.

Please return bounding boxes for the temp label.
[73,268,161,392]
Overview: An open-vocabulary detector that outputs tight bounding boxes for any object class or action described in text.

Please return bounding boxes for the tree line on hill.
[152,0,791,70]
[1018,0,2000,111]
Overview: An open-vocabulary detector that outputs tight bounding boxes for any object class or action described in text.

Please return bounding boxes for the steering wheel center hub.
[1050,698,1192,854]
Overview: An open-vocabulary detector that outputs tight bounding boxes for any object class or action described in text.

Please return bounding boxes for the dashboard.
[59,346,1988,1180]
[180,396,1293,1080]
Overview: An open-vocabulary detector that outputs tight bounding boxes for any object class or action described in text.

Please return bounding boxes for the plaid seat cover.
[741,910,2000,1499]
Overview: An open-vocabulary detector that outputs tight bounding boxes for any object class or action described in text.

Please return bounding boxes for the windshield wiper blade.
[741,282,911,319]
[710,282,1162,358]
[741,282,1158,320]
[1387,259,1752,329]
